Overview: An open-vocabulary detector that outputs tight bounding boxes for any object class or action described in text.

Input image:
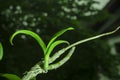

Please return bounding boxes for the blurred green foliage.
[0,43,3,61]
[0,0,109,33]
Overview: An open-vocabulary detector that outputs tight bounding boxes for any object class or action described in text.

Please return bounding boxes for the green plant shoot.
[10,27,74,72]
[9,26,120,80]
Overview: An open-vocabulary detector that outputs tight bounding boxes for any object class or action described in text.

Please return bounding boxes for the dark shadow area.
[0,0,120,80]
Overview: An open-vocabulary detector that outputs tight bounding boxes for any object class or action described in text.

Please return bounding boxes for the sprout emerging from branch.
[10,26,120,80]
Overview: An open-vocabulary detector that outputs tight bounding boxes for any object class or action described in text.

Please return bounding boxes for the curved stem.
[64,26,120,51]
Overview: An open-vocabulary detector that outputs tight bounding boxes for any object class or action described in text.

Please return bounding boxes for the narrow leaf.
[46,40,69,56]
[0,42,3,61]
[47,27,74,50]
[10,30,46,54]
[1,73,21,80]
[44,40,69,71]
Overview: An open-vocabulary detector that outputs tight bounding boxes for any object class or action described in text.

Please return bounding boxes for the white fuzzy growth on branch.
[48,47,76,70]
[22,26,120,80]
[22,64,45,80]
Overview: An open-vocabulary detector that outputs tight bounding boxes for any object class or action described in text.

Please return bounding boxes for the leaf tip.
[11,43,14,46]
[68,27,74,30]
[10,38,14,46]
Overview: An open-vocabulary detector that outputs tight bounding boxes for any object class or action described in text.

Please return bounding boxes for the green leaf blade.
[47,40,69,56]
[46,27,74,50]
[0,42,3,61]
[10,30,46,54]
[1,74,21,80]
[44,40,69,71]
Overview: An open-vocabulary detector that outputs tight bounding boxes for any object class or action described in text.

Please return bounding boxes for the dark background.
[0,0,120,80]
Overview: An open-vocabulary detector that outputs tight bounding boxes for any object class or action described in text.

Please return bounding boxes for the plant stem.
[64,26,120,51]
[22,62,45,80]
[22,26,120,80]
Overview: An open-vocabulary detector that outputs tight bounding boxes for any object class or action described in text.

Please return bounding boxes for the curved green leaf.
[1,73,21,80]
[47,40,69,56]
[0,42,3,61]
[46,27,74,51]
[44,40,69,71]
[10,30,46,54]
